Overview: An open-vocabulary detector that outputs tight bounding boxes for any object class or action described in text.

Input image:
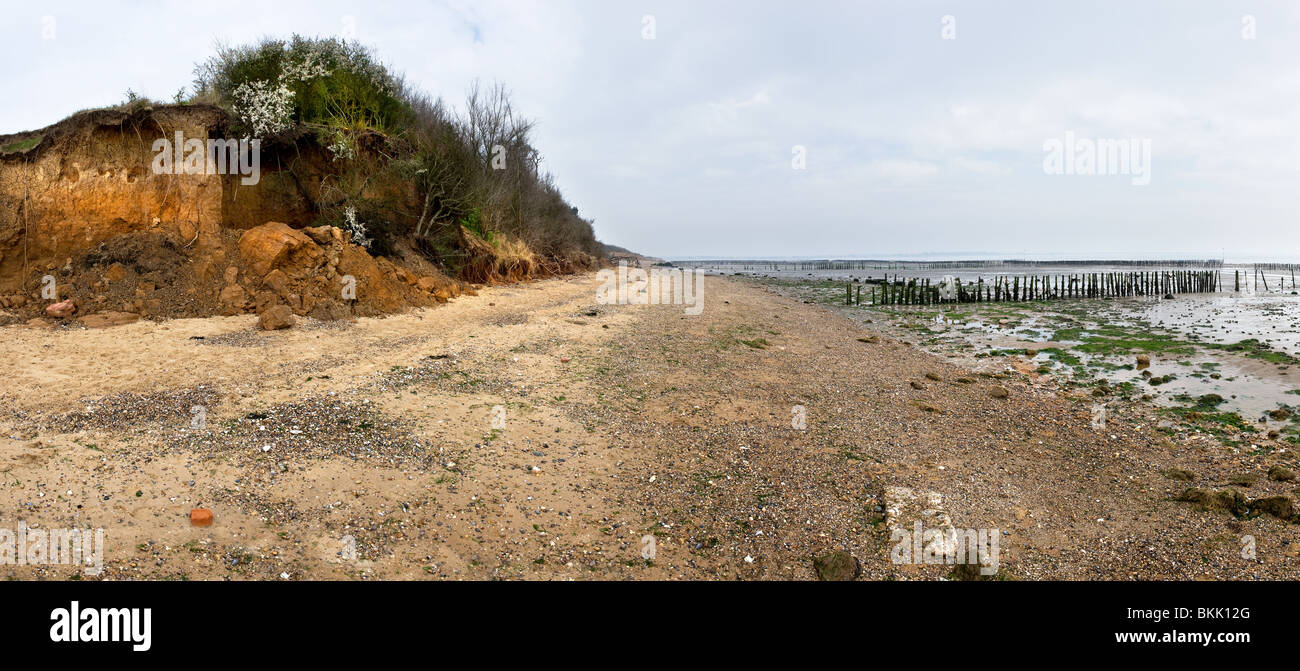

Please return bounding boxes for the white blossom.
[327,131,356,160]
[232,79,295,136]
[341,205,371,249]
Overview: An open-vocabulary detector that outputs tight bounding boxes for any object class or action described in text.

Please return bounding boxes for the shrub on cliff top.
[193,36,412,150]
[191,35,600,279]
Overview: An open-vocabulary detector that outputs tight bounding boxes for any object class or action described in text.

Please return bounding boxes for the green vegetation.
[187,35,599,278]
[1040,347,1082,368]
[1072,333,1196,356]
[1161,405,1257,443]
[0,135,40,153]
[1204,339,1300,365]
[194,36,411,137]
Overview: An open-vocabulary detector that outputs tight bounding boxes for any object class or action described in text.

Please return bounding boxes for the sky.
[4,1,1299,261]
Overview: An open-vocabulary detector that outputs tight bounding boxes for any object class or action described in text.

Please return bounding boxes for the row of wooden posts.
[847,270,1223,306]
[1245,266,1297,292]
[690,258,1223,271]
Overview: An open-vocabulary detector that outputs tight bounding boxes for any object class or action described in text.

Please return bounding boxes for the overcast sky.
[5,1,1299,261]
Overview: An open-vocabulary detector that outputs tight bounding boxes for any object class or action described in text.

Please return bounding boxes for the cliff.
[0,104,466,324]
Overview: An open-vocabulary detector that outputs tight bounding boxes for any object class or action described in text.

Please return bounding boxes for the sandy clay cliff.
[0,104,471,328]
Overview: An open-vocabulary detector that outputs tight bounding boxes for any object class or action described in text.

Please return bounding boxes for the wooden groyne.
[683,258,1224,272]
[849,270,1221,306]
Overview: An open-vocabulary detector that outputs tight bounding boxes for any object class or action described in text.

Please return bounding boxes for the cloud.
[4,0,1299,260]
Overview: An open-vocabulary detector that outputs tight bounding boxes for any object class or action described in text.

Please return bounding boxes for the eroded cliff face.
[0,104,464,325]
[0,105,230,292]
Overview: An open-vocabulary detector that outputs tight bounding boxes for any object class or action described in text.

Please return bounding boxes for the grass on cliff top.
[1,135,40,154]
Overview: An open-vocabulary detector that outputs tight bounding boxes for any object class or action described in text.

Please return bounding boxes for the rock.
[1268,408,1292,421]
[856,336,877,343]
[925,372,941,381]
[910,381,925,390]
[237,222,323,278]
[1162,293,1175,300]
[218,284,248,315]
[190,508,213,526]
[45,299,76,318]
[24,317,55,329]
[1136,354,1150,368]
[81,311,139,328]
[262,269,292,299]
[989,386,1009,399]
[1268,465,1296,482]
[955,377,974,384]
[304,225,336,246]
[257,305,296,330]
[812,551,860,581]
[253,290,279,313]
[416,276,440,292]
[310,300,352,321]
[104,263,127,283]
[1161,468,1195,481]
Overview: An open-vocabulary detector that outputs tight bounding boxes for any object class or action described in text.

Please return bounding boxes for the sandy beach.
[3,273,1297,580]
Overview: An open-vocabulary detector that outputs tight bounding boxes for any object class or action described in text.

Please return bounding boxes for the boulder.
[237,222,323,278]
[262,269,292,299]
[218,284,248,315]
[104,263,128,283]
[304,225,336,246]
[257,305,296,330]
[46,299,77,318]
